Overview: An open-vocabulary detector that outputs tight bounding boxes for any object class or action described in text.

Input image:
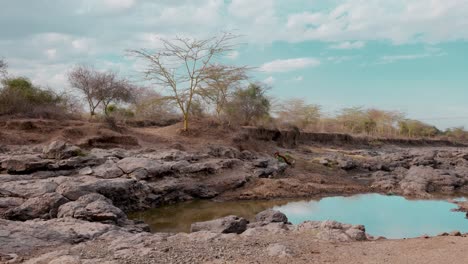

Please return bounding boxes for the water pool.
[129,194,468,238]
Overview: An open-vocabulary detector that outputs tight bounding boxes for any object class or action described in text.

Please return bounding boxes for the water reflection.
[129,194,468,238]
[273,194,468,239]
[129,199,292,233]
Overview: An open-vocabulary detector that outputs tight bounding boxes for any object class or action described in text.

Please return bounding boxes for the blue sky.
[1,0,468,129]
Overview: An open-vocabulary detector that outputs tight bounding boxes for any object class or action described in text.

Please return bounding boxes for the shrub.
[0,77,68,118]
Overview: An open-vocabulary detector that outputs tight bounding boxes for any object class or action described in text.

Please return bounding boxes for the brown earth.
[2,118,468,263]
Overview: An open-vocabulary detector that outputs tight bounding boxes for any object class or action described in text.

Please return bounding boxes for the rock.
[267,243,292,258]
[0,179,58,198]
[0,218,117,256]
[78,166,93,175]
[92,160,124,179]
[4,192,69,221]
[117,158,172,179]
[0,155,51,173]
[295,220,367,242]
[399,166,463,196]
[240,150,255,160]
[57,193,127,225]
[207,145,240,159]
[253,159,270,168]
[337,158,357,170]
[449,230,462,236]
[255,209,288,224]
[43,140,82,160]
[190,215,248,234]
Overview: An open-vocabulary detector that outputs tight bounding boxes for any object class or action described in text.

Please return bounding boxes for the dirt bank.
[1,119,468,263]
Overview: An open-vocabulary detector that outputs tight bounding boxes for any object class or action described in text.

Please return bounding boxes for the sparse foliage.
[276,98,321,129]
[0,77,67,118]
[198,64,249,118]
[0,58,7,78]
[130,32,239,131]
[68,65,133,117]
[225,83,271,126]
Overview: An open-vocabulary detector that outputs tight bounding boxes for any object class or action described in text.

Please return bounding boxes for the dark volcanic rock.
[57,193,126,224]
[255,209,289,224]
[190,215,249,234]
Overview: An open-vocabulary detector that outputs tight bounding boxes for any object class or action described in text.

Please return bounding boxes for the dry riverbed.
[2,122,468,263]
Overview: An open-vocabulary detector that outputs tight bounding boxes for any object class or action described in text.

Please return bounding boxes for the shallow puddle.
[129,194,468,238]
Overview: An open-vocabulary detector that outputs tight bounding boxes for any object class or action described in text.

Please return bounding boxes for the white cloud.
[378,47,445,64]
[225,50,240,60]
[263,76,275,85]
[329,41,365,50]
[45,49,57,60]
[326,56,356,64]
[259,58,320,73]
[102,0,136,10]
[283,0,468,44]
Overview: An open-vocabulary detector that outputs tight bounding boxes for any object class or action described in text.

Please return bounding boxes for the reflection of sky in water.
[274,194,468,239]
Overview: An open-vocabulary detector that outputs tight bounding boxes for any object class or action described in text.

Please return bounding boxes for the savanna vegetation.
[1,35,467,142]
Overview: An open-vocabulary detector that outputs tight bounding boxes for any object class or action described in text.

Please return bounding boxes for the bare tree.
[68,65,102,117]
[97,72,134,116]
[130,32,238,131]
[68,65,133,117]
[198,64,249,119]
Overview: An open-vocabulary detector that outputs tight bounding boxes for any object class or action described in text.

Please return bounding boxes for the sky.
[1,0,468,129]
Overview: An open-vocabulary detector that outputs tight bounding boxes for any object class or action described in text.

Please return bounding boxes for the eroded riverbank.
[2,133,468,263]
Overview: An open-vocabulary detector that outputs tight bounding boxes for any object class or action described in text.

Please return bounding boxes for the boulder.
[43,140,82,160]
[4,192,69,221]
[0,179,58,198]
[92,160,124,179]
[190,215,248,234]
[117,158,172,179]
[0,155,51,173]
[295,220,367,242]
[255,209,288,224]
[57,193,126,224]
[0,218,117,256]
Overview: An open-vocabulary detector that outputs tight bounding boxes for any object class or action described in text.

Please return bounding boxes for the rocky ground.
[2,120,468,263]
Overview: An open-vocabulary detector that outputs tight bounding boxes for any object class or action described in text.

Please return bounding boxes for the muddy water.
[129,194,468,238]
[128,199,293,233]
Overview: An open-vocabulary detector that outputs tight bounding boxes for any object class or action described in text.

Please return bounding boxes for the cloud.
[283,0,468,44]
[326,56,356,64]
[259,58,320,73]
[263,76,275,85]
[225,50,240,60]
[329,41,365,50]
[1,0,468,90]
[378,47,445,64]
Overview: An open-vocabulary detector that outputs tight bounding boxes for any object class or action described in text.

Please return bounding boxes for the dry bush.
[0,77,73,119]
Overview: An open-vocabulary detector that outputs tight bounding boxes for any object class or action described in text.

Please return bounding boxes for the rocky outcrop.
[4,192,68,221]
[57,193,126,225]
[295,220,367,242]
[190,215,249,234]
[43,140,82,160]
[255,209,289,224]
[0,218,118,257]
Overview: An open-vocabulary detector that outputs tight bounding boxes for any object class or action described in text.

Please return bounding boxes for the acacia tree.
[97,73,134,116]
[225,83,271,126]
[198,64,249,119]
[130,32,238,131]
[276,98,321,129]
[68,65,133,117]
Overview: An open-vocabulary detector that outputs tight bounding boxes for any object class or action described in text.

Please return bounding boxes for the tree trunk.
[183,114,189,131]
